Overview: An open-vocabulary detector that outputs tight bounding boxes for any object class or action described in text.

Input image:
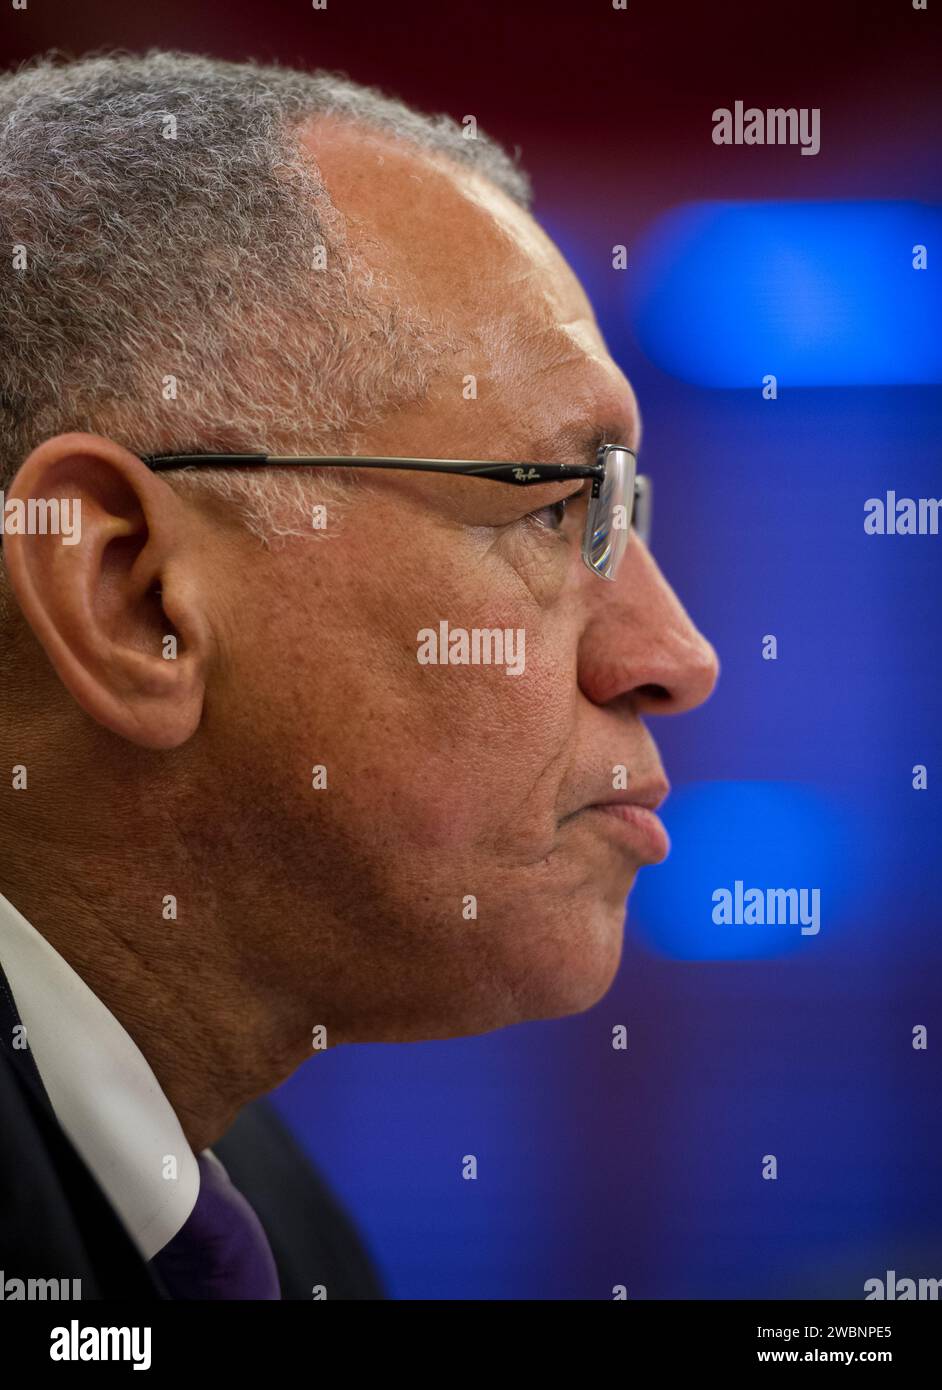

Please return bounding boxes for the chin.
[505,903,626,1023]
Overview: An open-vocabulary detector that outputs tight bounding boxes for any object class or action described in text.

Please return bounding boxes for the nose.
[578,536,719,716]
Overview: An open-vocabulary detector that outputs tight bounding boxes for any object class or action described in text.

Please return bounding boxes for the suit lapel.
[0,955,58,1118]
[0,953,171,1298]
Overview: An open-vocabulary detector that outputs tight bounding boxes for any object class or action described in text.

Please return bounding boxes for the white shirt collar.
[0,890,202,1260]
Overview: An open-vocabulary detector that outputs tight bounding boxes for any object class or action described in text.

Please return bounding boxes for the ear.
[3,432,214,749]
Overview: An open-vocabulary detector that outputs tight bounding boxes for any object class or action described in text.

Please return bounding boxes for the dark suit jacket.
[0,962,384,1299]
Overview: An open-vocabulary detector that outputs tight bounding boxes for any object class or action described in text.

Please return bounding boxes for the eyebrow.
[546,420,626,463]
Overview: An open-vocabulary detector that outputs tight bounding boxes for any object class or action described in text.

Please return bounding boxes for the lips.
[585,801,671,862]
[571,776,671,862]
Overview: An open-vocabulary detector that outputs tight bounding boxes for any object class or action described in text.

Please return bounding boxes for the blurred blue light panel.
[629,781,869,960]
[628,202,941,387]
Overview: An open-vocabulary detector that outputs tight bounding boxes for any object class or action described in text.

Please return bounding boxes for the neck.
[0,855,313,1152]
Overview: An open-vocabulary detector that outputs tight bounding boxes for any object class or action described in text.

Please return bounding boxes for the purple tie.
[150,1152,281,1299]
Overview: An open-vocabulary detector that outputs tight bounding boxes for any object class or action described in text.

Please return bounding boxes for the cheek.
[340,659,577,855]
[397,618,581,851]
[236,531,581,853]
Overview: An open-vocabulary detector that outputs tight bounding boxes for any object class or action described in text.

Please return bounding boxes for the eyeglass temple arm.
[140,453,606,487]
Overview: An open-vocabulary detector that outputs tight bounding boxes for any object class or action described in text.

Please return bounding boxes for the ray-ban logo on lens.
[0,493,82,544]
[417,620,526,677]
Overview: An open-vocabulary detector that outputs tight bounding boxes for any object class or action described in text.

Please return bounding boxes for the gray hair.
[0,49,532,552]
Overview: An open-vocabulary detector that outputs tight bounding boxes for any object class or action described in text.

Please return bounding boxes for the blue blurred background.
[7,0,939,1298]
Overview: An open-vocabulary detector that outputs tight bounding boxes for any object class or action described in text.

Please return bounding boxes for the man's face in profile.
[177,120,718,1044]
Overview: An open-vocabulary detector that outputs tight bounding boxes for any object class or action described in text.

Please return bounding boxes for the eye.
[527,497,569,532]
[523,483,585,535]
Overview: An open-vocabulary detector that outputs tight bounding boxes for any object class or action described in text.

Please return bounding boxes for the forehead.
[296,117,640,453]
